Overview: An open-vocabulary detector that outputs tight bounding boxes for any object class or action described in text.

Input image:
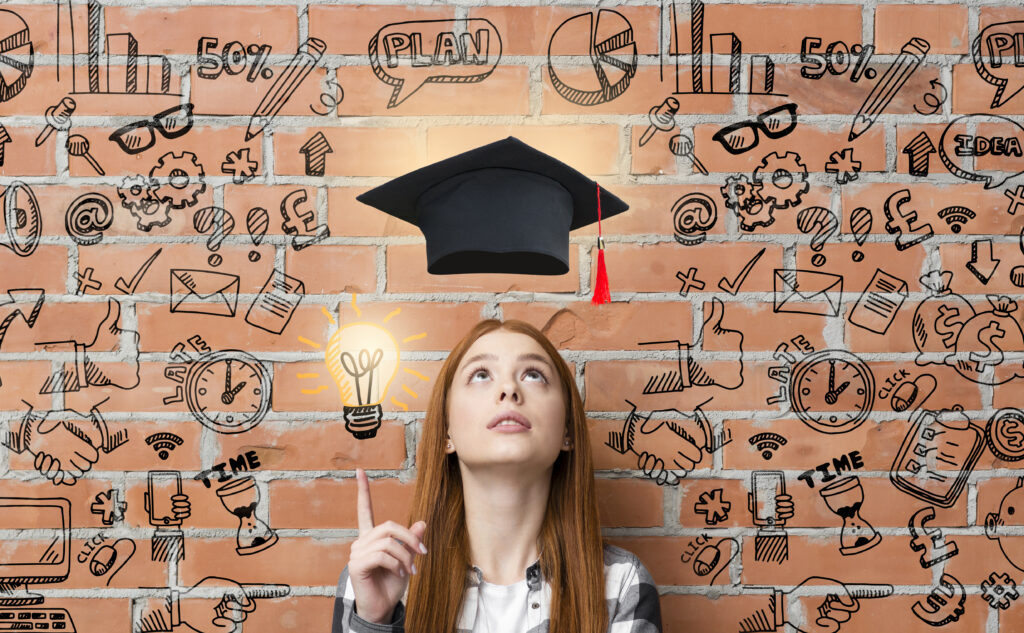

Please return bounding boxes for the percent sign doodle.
[193,206,236,267]
[197,37,273,82]
[800,38,877,82]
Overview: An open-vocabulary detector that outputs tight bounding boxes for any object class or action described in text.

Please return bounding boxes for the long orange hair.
[404,319,607,633]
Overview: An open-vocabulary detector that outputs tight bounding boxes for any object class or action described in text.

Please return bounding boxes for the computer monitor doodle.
[0,498,71,606]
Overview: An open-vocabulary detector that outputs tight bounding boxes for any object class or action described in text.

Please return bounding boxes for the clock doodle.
[164,338,272,435]
[789,350,875,435]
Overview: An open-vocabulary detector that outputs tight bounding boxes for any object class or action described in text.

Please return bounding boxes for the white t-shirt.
[473,577,530,633]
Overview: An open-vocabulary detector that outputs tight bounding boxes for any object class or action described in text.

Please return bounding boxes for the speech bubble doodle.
[973,21,1024,109]
[368,19,502,109]
[939,114,1024,189]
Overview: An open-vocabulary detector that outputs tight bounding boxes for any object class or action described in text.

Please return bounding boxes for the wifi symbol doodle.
[937,206,976,234]
[749,432,787,460]
[145,433,184,460]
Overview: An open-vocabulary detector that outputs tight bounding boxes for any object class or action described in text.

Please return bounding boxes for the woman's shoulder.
[600,543,656,590]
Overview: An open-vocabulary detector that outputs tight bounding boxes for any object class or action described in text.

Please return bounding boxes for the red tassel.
[592,245,610,304]
[591,183,610,304]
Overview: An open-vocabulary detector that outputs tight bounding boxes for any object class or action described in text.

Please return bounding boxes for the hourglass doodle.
[819,475,881,556]
[216,476,278,556]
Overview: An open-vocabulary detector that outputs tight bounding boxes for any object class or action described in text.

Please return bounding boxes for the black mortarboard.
[355,136,629,275]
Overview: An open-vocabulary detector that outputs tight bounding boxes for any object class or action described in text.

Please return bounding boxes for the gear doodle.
[221,148,258,185]
[150,151,206,209]
[694,488,731,525]
[117,175,169,231]
[753,151,809,211]
[981,571,1019,610]
[721,175,773,231]
[824,148,862,185]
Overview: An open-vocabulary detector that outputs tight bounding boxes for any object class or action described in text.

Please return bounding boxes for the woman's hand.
[348,468,427,624]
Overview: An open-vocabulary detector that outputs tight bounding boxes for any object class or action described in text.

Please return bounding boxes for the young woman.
[331,318,662,632]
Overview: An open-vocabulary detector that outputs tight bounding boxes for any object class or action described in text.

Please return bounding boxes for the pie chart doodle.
[547,9,637,106]
[0,10,34,103]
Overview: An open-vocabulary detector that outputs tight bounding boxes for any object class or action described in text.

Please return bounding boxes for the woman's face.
[445,329,570,470]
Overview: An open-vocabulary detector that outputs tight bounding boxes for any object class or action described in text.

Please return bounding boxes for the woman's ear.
[561,435,573,452]
[446,436,456,454]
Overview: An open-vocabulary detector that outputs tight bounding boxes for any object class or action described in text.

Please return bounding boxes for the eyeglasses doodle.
[108,104,194,155]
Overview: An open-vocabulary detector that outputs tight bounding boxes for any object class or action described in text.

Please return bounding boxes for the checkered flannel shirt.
[331,544,662,633]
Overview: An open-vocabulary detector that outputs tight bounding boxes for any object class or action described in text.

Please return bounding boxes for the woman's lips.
[487,410,532,432]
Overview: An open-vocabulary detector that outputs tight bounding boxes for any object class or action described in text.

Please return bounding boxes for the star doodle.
[694,488,731,525]
[221,148,259,184]
[824,148,862,185]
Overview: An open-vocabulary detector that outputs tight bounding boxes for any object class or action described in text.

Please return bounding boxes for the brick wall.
[0,1,1023,631]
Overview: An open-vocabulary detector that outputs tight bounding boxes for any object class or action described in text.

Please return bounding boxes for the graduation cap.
[355,137,628,300]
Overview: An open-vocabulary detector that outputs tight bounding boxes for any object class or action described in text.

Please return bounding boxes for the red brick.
[285,245,378,295]
[215,419,407,472]
[274,127,426,177]
[309,5,456,56]
[875,5,970,55]
[104,6,298,55]
[270,477,414,529]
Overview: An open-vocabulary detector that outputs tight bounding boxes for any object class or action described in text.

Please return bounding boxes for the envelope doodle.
[773,269,844,317]
[169,269,239,318]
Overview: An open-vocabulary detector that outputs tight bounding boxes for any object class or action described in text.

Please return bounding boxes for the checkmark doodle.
[718,247,766,295]
[115,248,163,295]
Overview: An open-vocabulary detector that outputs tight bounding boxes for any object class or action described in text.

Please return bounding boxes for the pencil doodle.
[247,38,326,138]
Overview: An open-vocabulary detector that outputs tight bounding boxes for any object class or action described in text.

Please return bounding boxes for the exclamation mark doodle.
[246,206,269,262]
[193,206,236,267]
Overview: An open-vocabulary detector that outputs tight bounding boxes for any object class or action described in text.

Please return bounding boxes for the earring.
[563,438,571,448]
[446,440,453,451]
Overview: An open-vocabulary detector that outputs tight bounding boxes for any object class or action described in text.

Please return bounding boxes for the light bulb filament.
[340,348,384,405]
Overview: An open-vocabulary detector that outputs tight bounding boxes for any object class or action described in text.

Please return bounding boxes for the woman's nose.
[499,379,521,403]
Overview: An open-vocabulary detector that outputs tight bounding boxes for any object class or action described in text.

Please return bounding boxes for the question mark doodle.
[246,206,269,262]
[193,206,236,267]
[849,207,872,262]
[796,206,839,267]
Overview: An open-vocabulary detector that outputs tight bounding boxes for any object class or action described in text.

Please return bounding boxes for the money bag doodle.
[944,296,1024,385]
[912,271,975,363]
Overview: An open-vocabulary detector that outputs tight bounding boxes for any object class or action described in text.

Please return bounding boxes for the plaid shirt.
[331,544,662,633]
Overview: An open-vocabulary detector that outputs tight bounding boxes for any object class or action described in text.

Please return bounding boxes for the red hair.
[404,319,607,632]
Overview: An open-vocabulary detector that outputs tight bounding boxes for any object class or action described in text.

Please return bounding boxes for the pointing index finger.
[356,468,375,534]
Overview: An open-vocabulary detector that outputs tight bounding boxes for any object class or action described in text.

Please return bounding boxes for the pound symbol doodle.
[280,189,330,251]
[908,507,959,568]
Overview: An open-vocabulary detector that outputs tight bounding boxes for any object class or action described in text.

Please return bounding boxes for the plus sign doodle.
[75,267,102,294]
[1005,185,1024,216]
[694,488,731,525]
[676,267,706,295]
[982,572,1020,610]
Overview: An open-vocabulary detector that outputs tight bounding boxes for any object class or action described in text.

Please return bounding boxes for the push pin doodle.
[669,134,709,175]
[35,96,76,146]
[638,97,678,147]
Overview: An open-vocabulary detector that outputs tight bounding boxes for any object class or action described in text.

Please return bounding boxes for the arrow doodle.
[966,239,1000,285]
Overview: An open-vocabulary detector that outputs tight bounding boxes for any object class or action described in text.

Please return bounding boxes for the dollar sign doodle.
[935,305,966,347]
[970,321,1006,371]
[1004,420,1024,449]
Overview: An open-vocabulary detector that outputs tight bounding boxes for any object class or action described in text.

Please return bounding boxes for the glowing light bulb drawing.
[326,322,400,440]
